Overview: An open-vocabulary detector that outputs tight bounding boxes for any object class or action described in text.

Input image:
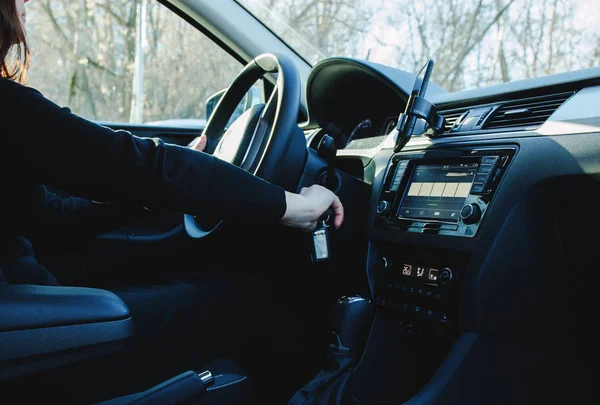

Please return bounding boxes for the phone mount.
[394,60,446,153]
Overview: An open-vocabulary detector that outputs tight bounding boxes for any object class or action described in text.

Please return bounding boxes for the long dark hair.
[0,0,30,83]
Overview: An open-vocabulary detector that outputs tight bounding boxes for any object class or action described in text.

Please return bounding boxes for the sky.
[242,0,600,90]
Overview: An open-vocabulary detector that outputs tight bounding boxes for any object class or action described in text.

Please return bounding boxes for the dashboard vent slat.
[500,99,566,109]
[487,121,547,129]
[484,91,574,130]
[485,112,554,124]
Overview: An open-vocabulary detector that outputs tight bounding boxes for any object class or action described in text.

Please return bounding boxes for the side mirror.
[205,86,263,125]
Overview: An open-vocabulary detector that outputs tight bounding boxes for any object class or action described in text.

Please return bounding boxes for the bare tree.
[24,0,600,125]
[238,0,375,63]
[27,0,243,123]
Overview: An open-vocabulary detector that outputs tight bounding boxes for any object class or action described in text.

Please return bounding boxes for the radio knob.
[460,203,481,224]
[376,200,391,215]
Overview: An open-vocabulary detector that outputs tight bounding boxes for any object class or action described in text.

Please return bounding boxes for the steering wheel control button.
[440,268,453,283]
[376,200,391,215]
[460,203,481,224]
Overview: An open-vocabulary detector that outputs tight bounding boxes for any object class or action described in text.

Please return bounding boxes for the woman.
[1,0,343,282]
[1,0,344,402]
[1,0,342,282]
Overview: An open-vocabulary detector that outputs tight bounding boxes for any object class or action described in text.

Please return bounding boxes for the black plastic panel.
[0,319,133,363]
[0,285,133,370]
[0,285,130,332]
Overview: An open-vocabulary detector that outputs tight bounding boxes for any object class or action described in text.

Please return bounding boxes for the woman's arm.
[36,186,146,238]
[1,79,286,223]
[7,183,146,251]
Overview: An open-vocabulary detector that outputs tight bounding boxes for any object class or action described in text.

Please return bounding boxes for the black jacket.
[0,78,287,284]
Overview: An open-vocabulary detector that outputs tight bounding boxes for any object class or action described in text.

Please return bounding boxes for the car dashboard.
[301,57,597,402]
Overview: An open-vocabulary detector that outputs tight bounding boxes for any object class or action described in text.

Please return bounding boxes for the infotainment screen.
[398,162,478,222]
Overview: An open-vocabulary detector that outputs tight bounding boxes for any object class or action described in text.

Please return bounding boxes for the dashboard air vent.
[484,91,574,130]
[436,91,575,135]
[439,107,470,132]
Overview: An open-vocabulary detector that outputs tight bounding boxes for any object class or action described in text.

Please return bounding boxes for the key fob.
[311,222,330,262]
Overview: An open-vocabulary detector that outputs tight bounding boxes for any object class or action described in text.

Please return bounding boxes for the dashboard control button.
[460,203,481,224]
[475,173,489,184]
[376,200,391,215]
[440,268,453,283]
[482,156,499,165]
[390,167,405,190]
[470,183,485,193]
[435,312,449,324]
[427,268,440,281]
[377,257,389,270]
[415,266,427,279]
[476,164,494,175]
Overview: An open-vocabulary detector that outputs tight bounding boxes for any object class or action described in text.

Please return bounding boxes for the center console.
[375,146,516,237]
[371,146,516,337]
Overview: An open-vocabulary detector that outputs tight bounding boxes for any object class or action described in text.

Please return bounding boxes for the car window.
[25,0,262,125]
[236,0,600,92]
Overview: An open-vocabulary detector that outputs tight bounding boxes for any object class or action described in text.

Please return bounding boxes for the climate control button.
[440,268,453,283]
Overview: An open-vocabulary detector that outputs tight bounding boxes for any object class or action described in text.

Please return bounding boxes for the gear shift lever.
[288,295,374,405]
[330,296,374,354]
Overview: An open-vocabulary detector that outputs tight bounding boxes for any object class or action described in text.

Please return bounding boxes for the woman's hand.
[188,134,207,152]
[280,184,344,232]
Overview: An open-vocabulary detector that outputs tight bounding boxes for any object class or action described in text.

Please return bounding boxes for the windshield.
[236,0,600,92]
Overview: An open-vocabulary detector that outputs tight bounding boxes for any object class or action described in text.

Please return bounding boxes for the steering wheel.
[184,52,305,238]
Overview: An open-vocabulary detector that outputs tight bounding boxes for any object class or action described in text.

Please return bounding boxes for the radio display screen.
[398,162,478,222]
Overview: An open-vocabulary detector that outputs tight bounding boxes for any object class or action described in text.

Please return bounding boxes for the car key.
[311,208,334,263]
[311,220,330,262]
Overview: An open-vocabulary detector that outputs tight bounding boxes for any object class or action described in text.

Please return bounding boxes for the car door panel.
[84,123,208,276]
[99,122,204,237]
[98,122,205,147]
